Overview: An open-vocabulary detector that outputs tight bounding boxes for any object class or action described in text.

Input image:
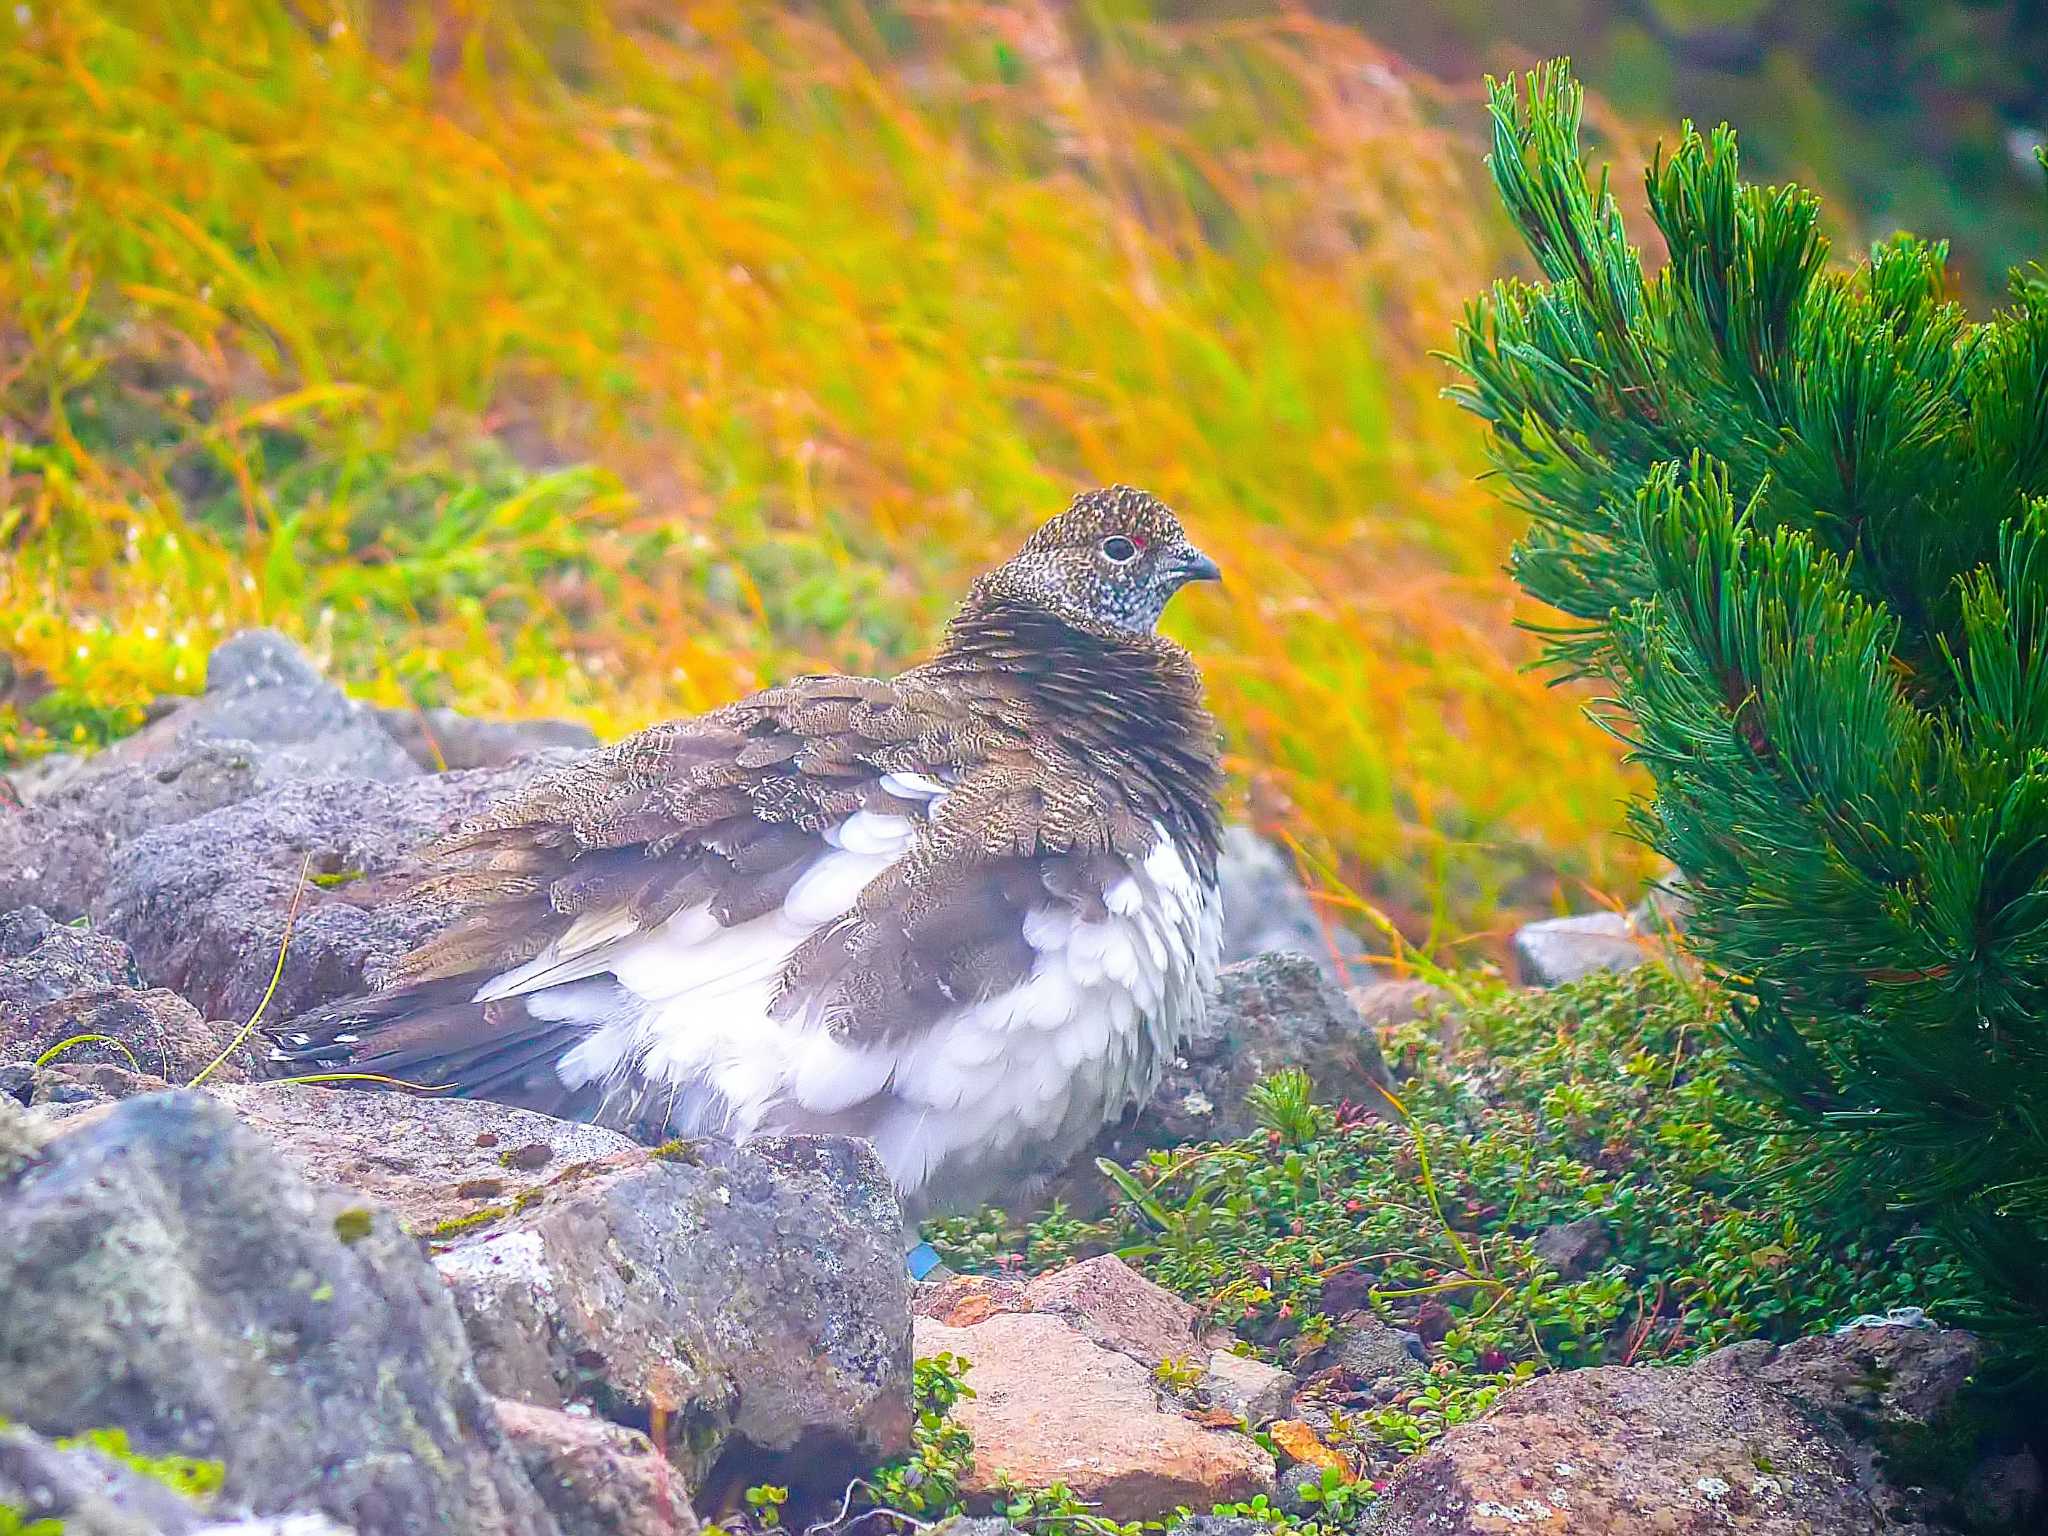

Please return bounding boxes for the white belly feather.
[473,784,1220,1215]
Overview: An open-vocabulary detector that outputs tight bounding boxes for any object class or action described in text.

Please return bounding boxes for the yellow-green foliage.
[0,0,1653,940]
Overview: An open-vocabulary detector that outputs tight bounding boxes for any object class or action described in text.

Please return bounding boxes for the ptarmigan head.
[985,485,1221,636]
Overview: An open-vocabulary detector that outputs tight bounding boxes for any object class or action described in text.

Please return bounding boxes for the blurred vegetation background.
[2,0,2040,957]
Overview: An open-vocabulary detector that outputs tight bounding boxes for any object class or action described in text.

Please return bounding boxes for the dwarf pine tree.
[1451,64,2048,1355]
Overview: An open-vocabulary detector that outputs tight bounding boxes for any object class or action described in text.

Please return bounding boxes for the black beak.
[1178,547,1223,585]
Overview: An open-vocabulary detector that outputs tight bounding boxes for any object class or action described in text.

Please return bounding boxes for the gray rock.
[4,749,83,802]
[29,1061,177,1120]
[435,1133,911,1498]
[1334,1315,1426,1386]
[1071,954,1391,1209]
[1511,911,1648,987]
[1529,1215,1613,1281]
[1216,827,1371,979]
[193,1519,359,1536]
[0,740,266,919]
[178,630,417,784]
[0,1095,48,1172]
[931,1521,1026,1536]
[1753,1321,1981,1431]
[1276,1461,1323,1516]
[205,628,330,693]
[1364,1359,1892,1535]
[1346,978,1447,1029]
[1695,1336,1778,1377]
[0,1422,217,1536]
[1172,1520,1275,1536]
[95,755,575,1021]
[1201,1349,1296,1427]
[0,632,422,921]
[209,1080,643,1237]
[0,910,251,1085]
[0,1090,561,1536]
[0,907,137,1002]
[1962,1448,2042,1532]
[9,986,253,1086]
[374,706,600,772]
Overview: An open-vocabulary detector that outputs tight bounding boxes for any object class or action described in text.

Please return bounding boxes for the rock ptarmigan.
[277,487,1224,1223]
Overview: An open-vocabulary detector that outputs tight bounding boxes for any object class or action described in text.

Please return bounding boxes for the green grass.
[0,0,1659,951]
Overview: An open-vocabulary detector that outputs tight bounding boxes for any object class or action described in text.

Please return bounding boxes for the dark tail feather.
[267,977,609,1121]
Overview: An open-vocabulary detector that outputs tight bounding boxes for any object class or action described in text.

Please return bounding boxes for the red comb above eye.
[1131,534,1149,549]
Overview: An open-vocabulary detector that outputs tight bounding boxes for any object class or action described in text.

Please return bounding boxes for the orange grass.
[0,0,1653,947]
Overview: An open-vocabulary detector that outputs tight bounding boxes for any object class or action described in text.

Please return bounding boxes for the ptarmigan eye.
[1100,535,1139,564]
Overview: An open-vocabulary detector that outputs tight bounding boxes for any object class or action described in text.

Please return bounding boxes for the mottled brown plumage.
[276,487,1225,1211]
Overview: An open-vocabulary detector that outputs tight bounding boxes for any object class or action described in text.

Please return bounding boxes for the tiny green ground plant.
[53,1428,224,1503]
[932,965,1980,1475]
[0,1420,226,1530]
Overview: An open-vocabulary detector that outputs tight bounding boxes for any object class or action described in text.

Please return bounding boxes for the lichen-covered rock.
[1510,912,1648,987]
[95,755,575,1021]
[914,1311,1275,1520]
[208,1081,642,1237]
[0,1090,561,1536]
[0,631,420,920]
[915,1271,1033,1329]
[1172,1519,1275,1536]
[0,1428,354,1535]
[494,1399,699,1536]
[0,1422,217,1536]
[434,1133,911,1497]
[1364,1360,1892,1535]
[1066,954,1389,1211]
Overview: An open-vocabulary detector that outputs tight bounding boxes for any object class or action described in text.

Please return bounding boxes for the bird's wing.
[385,672,989,996]
[274,671,1192,1126]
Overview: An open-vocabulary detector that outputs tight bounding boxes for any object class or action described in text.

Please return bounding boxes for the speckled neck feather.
[922,584,1224,877]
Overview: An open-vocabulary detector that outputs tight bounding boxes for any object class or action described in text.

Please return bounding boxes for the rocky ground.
[1,633,2037,1536]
